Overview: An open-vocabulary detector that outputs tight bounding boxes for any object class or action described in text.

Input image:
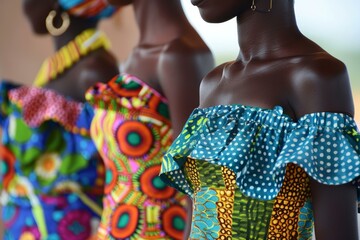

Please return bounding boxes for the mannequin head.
[22,0,56,34]
[107,0,132,7]
[22,0,116,35]
[191,0,251,23]
[192,0,294,23]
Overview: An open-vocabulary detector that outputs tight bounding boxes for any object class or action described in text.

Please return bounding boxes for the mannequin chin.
[107,0,132,7]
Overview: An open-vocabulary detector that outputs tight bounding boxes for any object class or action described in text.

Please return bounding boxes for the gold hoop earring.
[46,10,70,36]
[251,0,273,13]
[251,0,257,11]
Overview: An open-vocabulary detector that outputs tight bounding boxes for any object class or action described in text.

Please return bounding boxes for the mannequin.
[108,0,214,135]
[22,0,119,101]
[86,0,214,239]
[0,0,118,239]
[160,0,359,239]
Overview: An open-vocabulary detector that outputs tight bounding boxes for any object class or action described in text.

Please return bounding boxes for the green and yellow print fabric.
[160,104,360,239]
[184,159,312,240]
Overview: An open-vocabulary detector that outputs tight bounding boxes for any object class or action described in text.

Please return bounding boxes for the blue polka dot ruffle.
[160,104,360,202]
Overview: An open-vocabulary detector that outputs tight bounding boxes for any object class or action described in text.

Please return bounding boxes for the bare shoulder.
[60,49,118,101]
[198,62,229,104]
[157,37,214,135]
[299,52,347,78]
[161,36,212,57]
[159,36,214,72]
[199,62,227,89]
[80,50,119,82]
[290,52,354,118]
[158,36,214,92]
[76,50,119,91]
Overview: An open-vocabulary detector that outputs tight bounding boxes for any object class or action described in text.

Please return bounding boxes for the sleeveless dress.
[160,104,360,240]
[0,81,104,240]
[86,74,188,240]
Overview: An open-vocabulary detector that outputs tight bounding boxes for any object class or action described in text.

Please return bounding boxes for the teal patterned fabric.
[160,104,360,203]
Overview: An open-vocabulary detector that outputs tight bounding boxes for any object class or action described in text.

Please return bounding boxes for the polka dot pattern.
[8,86,82,129]
[160,104,360,203]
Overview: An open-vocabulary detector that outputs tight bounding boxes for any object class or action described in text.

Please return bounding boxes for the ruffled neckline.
[0,81,93,136]
[192,104,356,130]
[160,103,360,201]
[86,73,171,121]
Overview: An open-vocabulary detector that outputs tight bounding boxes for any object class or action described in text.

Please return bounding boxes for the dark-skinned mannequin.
[108,0,214,136]
[85,0,214,239]
[22,0,119,101]
[0,1,119,239]
[199,2,358,238]
[159,0,360,240]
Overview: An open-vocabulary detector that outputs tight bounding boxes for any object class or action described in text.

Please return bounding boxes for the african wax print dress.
[160,104,360,240]
[0,81,104,240]
[86,74,188,240]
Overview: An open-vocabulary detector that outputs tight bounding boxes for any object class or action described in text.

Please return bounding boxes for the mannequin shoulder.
[291,53,349,93]
[298,52,346,77]
[82,49,119,79]
[61,50,118,101]
[76,50,119,85]
[289,52,354,118]
[159,37,214,70]
[164,35,212,54]
[158,37,215,88]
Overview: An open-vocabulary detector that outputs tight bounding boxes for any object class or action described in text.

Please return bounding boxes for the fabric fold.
[0,83,94,136]
[160,104,360,204]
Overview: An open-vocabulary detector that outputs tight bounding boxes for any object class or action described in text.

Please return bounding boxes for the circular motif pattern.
[162,205,187,240]
[140,165,176,200]
[109,76,142,97]
[35,153,61,180]
[110,204,140,239]
[105,159,118,194]
[116,121,153,158]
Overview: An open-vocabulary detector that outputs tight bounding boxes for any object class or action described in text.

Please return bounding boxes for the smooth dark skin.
[107,0,214,137]
[106,0,214,239]
[22,0,119,101]
[193,0,358,239]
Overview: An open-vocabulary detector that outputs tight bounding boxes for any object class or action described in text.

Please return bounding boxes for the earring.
[46,10,70,36]
[251,0,273,13]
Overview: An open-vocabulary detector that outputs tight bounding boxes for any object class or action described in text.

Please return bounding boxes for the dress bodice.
[160,104,360,239]
[86,74,187,240]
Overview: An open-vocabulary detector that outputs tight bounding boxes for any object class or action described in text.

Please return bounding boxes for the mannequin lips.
[191,0,205,6]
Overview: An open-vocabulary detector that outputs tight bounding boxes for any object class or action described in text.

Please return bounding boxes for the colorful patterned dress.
[160,104,360,240]
[0,81,104,240]
[86,74,188,240]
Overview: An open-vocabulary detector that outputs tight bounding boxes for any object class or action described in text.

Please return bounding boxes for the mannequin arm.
[311,180,358,240]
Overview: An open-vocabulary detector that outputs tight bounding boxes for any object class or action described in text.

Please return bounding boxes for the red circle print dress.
[86,74,188,240]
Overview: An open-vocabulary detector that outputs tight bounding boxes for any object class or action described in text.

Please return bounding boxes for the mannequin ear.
[51,0,61,12]
[45,0,70,36]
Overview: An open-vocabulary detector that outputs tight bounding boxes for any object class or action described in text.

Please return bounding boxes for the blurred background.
[0,0,359,238]
[0,0,359,121]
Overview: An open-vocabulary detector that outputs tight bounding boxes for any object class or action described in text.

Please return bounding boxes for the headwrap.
[58,0,116,20]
